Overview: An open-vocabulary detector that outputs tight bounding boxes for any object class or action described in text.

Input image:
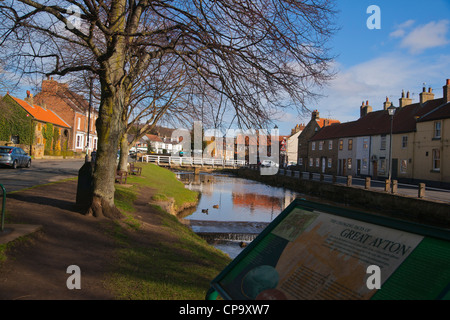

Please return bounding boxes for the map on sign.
[208,199,450,300]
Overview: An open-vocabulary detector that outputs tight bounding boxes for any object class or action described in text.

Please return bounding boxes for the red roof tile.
[8,94,71,128]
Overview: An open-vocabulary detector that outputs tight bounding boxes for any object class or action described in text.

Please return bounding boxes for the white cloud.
[399,20,450,54]
[313,53,450,123]
[390,20,415,38]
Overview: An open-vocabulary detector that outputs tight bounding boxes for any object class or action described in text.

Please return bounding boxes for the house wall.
[308,138,338,175]
[355,136,371,177]
[392,132,415,181]
[338,137,357,176]
[413,119,450,184]
[369,134,391,179]
[297,121,320,171]
[287,130,301,165]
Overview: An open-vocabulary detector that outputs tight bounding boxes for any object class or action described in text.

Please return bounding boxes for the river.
[176,172,302,258]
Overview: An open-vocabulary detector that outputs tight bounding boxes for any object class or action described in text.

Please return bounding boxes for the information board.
[208,199,450,300]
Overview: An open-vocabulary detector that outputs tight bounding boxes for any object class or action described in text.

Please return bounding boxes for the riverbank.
[0,163,231,300]
[236,167,450,229]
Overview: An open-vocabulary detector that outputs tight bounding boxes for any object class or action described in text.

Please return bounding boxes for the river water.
[176,172,302,258]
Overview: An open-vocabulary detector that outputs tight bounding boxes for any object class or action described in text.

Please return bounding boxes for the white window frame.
[76,134,84,149]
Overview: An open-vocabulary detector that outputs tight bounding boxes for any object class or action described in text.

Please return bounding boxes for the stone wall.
[236,168,450,229]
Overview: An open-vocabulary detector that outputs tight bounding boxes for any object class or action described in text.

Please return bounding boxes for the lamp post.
[387,105,396,186]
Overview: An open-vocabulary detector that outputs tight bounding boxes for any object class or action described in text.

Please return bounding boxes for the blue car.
[0,146,32,169]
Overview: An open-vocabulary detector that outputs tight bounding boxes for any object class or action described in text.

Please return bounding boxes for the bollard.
[346,175,352,187]
[332,175,337,184]
[392,180,398,194]
[384,179,390,193]
[365,177,371,190]
[309,172,313,180]
[418,183,426,198]
[320,174,324,181]
[299,172,303,180]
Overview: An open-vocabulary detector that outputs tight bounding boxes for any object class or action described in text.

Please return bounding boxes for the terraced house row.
[296,79,450,188]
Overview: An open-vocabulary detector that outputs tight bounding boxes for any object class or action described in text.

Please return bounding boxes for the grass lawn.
[107,163,231,300]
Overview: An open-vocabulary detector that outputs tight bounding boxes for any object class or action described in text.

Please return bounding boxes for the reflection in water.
[176,172,302,258]
[177,172,299,223]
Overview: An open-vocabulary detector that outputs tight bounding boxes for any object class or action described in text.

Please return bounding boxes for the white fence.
[142,155,247,167]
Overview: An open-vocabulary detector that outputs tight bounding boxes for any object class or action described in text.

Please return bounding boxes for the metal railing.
[142,155,247,167]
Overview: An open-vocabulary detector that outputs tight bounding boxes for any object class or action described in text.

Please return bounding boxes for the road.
[0,159,85,193]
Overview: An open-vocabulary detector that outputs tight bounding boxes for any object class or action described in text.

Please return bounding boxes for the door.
[357,159,361,176]
[322,158,326,173]
[343,159,347,176]
[392,159,398,180]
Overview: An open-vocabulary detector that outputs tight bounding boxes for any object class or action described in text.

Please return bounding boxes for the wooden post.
[346,175,352,187]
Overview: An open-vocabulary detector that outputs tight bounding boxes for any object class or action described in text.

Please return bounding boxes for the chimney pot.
[26,90,30,97]
[447,79,450,85]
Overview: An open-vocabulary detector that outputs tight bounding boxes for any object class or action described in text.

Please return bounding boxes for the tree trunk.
[85,86,125,219]
[118,132,129,172]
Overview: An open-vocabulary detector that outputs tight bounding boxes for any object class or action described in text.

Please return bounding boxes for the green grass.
[107,163,231,300]
[125,163,199,210]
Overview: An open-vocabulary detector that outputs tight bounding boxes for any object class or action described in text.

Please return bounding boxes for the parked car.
[260,160,279,168]
[0,146,32,169]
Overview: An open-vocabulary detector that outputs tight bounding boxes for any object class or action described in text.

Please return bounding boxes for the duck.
[201,209,209,214]
[213,205,219,209]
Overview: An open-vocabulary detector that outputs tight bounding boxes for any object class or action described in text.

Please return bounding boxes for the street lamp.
[387,105,396,185]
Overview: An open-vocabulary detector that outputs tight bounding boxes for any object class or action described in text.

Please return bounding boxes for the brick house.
[34,78,98,153]
[297,110,340,172]
[2,93,71,158]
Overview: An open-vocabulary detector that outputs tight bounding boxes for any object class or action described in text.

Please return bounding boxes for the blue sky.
[276,0,450,135]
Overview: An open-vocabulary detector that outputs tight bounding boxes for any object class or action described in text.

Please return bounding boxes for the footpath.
[0,179,178,300]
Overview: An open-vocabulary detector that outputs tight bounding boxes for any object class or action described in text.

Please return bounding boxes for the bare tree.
[0,0,336,219]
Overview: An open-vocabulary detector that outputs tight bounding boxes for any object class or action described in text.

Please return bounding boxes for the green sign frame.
[207,198,450,300]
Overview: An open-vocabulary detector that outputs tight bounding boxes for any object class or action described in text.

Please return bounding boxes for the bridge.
[141,155,247,168]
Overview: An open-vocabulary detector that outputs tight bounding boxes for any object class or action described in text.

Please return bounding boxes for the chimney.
[443,79,450,103]
[360,100,372,118]
[383,97,392,111]
[399,90,413,108]
[41,77,58,93]
[25,90,34,106]
[311,110,320,120]
[420,86,434,105]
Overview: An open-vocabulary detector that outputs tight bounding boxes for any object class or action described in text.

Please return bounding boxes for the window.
[432,149,441,171]
[400,160,408,174]
[328,158,332,168]
[362,159,368,170]
[316,158,320,167]
[347,158,352,169]
[76,134,83,149]
[348,139,353,150]
[298,158,303,166]
[319,141,324,151]
[77,117,81,130]
[339,140,343,150]
[309,158,313,167]
[312,142,316,151]
[380,135,386,150]
[379,158,386,175]
[363,138,369,150]
[402,136,408,148]
[434,121,442,139]
[328,141,333,150]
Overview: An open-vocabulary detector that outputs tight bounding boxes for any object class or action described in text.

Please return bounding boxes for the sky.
[276,0,450,135]
[3,1,450,137]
